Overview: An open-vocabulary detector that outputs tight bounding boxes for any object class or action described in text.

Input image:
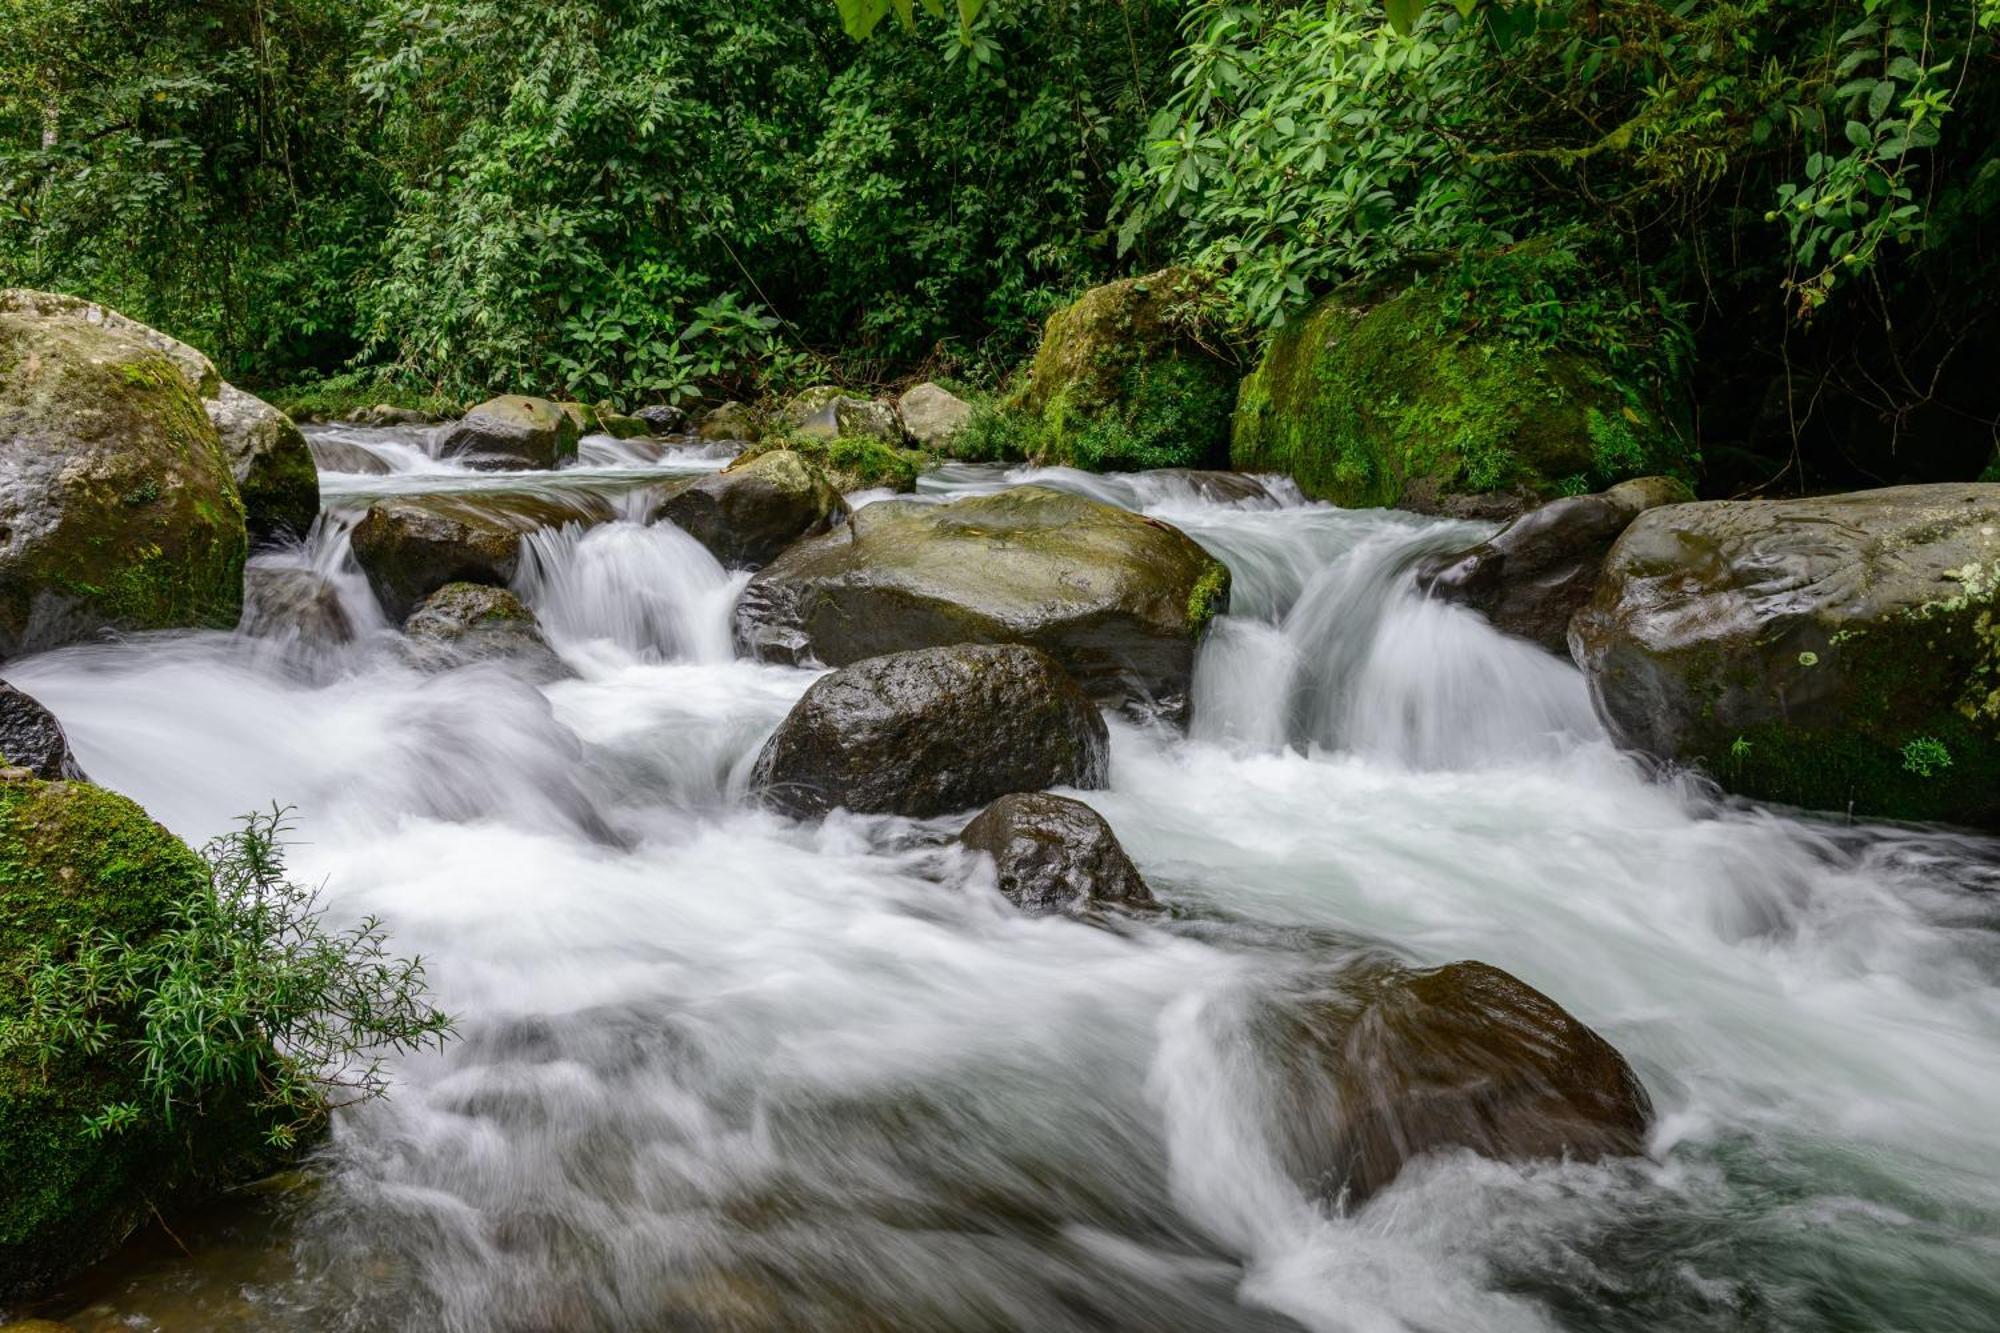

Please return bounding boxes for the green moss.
[259,370,458,423]
[739,433,929,493]
[1187,563,1230,632]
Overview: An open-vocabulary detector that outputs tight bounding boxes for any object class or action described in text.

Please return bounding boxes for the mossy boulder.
[958,792,1154,916]
[697,401,765,443]
[597,412,650,440]
[0,778,289,1301]
[736,435,927,495]
[1232,276,1683,511]
[1014,267,1236,472]
[651,449,847,569]
[1571,484,2000,828]
[402,582,567,682]
[434,395,578,471]
[734,486,1230,720]
[206,384,320,542]
[0,304,247,657]
[750,644,1109,819]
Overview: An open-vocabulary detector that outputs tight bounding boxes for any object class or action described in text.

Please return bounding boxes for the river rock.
[349,493,607,620]
[698,401,764,443]
[0,294,247,657]
[307,434,393,476]
[635,404,690,435]
[206,383,320,542]
[959,791,1153,914]
[0,777,293,1302]
[750,644,1109,819]
[0,681,86,781]
[791,394,905,447]
[403,582,567,681]
[239,565,353,645]
[896,383,973,450]
[349,403,436,428]
[1416,476,1693,653]
[1571,483,2000,827]
[597,412,650,440]
[1274,959,1653,1204]
[650,449,846,568]
[434,395,579,471]
[734,486,1230,720]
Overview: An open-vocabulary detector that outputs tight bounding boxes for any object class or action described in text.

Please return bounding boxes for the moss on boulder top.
[1016,267,1237,472]
[1232,268,1688,512]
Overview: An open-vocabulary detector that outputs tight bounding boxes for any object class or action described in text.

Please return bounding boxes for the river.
[7,427,1998,1332]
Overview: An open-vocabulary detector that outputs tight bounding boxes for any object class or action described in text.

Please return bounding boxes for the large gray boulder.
[750,644,1108,819]
[734,486,1230,720]
[0,681,86,780]
[1417,475,1692,653]
[650,449,846,568]
[0,294,247,656]
[1268,959,1653,1204]
[959,791,1153,915]
[207,383,320,542]
[434,396,579,471]
[1571,483,2000,827]
[896,383,973,450]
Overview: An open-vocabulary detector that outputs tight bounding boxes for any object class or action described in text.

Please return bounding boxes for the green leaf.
[1385,0,1425,37]
[835,0,893,40]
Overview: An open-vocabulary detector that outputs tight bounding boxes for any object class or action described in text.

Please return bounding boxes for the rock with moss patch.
[0,682,85,781]
[435,396,579,471]
[783,387,905,447]
[698,401,765,443]
[350,491,614,620]
[206,384,320,542]
[958,791,1153,915]
[0,299,247,657]
[896,383,973,450]
[1232,274,1684,511]
[735,486,1228,720]
[0,777,292,1302]
[1571,483,2000,827]
[402,582,567,681]
[597,412,650,440]
[1264,958,1652,1205]
[1016,267,1236,472]
[751,644,1108,819]
[1417,476,1693,654]
[652,449,846,568]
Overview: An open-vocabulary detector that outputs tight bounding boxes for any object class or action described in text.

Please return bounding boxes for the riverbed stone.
[1571,483,2000,827]
[0,681,86,781]
[1416,475,1693,653]
[959,791,1153,915]
[651,449,845,569]
[1273,959,1653,1204]
[0,299,247,657]
[402,582,567,681]
[435,395,579,471]
[635,404,690,435]
[206,383,320,542]
[751,644,1109,819]
[348,491,612,620]
[897,383,973,450]
[698,401,765,443]
[240,566,353,646]
[734,485,1229,720]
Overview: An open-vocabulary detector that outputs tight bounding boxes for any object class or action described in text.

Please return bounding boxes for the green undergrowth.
[260,369,461,423]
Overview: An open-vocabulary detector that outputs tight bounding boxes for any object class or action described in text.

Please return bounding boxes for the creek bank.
[735,486,1228,721]
[751,644,1108,819]
[1572,483,2000,827]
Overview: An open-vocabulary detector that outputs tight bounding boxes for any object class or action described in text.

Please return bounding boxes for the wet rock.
[635,404,690,435]
[1571,483,2000,827]
[698,401,764,443]
[1274,959,1653,1205]
[240,566,353,645]
[307,435,393,476]
[348,403,436,428]
[0,291,247,657]
[651,449,846,569]
[0,681,86,781]
[959,791,1153,914]
[1150,469,1277,506]
[206,383,320,542]
[597,412,650,440]
[434,395,579,471]
[896,382,972,450]
[349,493,605,620]
[1416,475,1693,653]
[402,582,567,681]
[554,401,599,436]
[735,486,1229,720]
[751,644,1109,819]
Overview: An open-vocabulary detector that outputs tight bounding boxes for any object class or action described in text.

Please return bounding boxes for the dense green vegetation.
[2,0,1994,490]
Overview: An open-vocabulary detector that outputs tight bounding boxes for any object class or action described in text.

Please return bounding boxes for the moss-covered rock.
[0,306,247,657]
[401,582,567,681]
[434,396,578,471]
[652,449,847,569]
[1571,484,2000,827]
[1232,275,1684,511]
[206,384,320,542]
[0,778,287,1301]
[733,434,927,495]
[733,485,1229,720]
[697,401,765,443]
[1017,267,1236,472]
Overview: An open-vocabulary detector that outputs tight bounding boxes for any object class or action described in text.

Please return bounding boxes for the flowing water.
[5,430,1999,1332]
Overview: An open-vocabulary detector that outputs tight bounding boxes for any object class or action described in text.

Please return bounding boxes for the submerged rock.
[1272,959,1653,1205]
[1417,475,1692,653]
[1571,483,2000,827]
[0,681,86,781]
[751,644,1108,819]
[0,293,247,656]
[0,778,292,1301]
[435,395,579,471]
[959,791,1153,914]
[651,449,846,569]
[897,382,973,450]
[206,382,320,542]
[348,491,611,620]
[734,486,1229,720]
[402,582,567,681]
[239,566,353,646]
